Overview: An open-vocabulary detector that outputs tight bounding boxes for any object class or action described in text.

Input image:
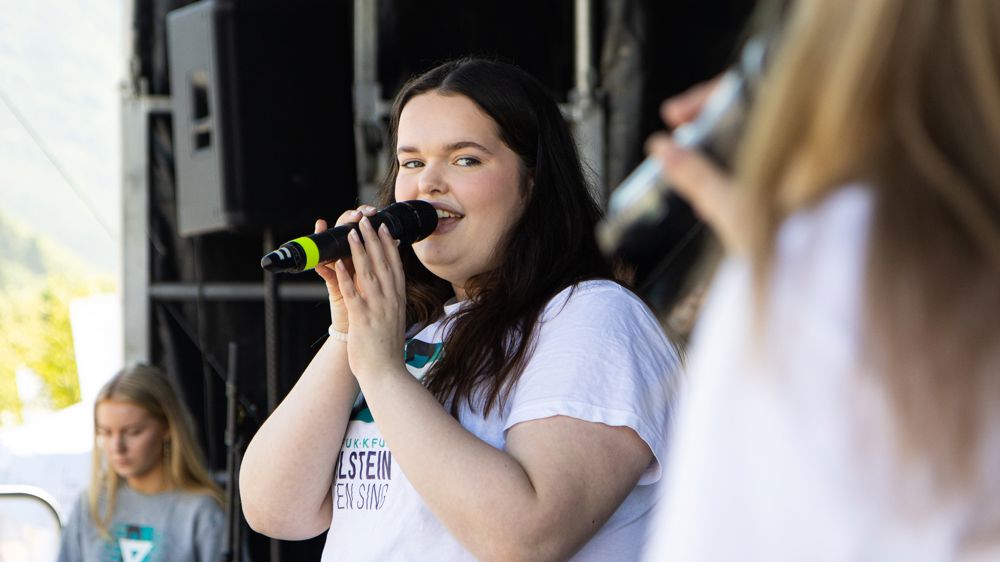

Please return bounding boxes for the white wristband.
[328,325,349,342]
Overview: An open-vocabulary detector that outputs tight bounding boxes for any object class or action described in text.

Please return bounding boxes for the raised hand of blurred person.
[648,78,743,253]
[661,77,720,128]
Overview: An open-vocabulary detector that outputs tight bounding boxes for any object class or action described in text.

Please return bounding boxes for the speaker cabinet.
[167,0,356,235]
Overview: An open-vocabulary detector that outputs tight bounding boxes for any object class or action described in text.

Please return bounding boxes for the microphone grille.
[387,200,438,244]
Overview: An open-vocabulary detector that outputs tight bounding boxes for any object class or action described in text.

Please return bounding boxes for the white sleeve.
[644,186,889,561]
[504,281,681,485]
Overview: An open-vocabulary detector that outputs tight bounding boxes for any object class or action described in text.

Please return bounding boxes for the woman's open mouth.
[434,208,464,234]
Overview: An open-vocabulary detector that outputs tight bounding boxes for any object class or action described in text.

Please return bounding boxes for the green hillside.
[0,212,114,423]
[0,213,108,290]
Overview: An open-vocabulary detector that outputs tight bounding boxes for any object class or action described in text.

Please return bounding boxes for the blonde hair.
[89,364,223,536]
[737,0,1000,490]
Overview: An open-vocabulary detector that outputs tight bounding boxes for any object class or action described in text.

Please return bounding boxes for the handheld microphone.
[260,200,438,273]
[596,35,770,257]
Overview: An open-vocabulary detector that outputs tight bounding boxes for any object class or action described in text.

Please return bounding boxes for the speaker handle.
[190,68,213,151]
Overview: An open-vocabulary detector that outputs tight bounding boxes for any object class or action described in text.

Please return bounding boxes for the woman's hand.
[314,205,379,333]
[332,215,408,380]
[648,78,743,252]
[241,210,373,539]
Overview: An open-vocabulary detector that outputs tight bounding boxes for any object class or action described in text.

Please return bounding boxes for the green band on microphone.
[291,236,320,270]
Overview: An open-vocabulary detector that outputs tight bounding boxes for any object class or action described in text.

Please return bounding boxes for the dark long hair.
[376,58,615,416]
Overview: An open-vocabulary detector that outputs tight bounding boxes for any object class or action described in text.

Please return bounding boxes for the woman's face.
[394,92,529,299]
[96,399,169,484]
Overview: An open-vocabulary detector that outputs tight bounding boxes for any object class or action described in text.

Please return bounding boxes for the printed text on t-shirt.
[334,436,392,510]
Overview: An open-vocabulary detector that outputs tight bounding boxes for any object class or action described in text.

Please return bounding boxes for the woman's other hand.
[315,205,379,334]
[333,215,408,380]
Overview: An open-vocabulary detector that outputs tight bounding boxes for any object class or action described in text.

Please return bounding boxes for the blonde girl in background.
[58,364,224,561]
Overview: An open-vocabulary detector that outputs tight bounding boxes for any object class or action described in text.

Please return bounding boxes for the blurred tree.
[0,213,113,423]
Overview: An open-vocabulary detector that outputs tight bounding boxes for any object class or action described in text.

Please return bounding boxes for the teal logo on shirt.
[350,400,374,423]
[106,523,158,562]
[349,338,443,423]
[404,338,443,369]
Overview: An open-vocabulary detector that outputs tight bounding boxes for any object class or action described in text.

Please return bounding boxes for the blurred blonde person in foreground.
[644,0,1000,559]
[58,364,224,561]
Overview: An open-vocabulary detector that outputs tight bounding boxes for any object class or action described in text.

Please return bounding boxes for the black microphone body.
[260,200,438,273]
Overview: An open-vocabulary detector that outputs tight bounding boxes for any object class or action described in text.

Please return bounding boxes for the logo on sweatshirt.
[109,524,157,562]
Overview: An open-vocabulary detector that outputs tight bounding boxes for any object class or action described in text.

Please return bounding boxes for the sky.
[0,0,125,277]
[0,2,127,531]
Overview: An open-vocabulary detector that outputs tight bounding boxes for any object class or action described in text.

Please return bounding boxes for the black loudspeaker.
[167,0,356,236]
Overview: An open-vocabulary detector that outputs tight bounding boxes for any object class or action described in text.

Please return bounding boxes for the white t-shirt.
[322,280,680,561]
[643,185,1000,561]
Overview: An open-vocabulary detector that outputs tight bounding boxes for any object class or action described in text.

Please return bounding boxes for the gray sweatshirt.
[57,484,224,562]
